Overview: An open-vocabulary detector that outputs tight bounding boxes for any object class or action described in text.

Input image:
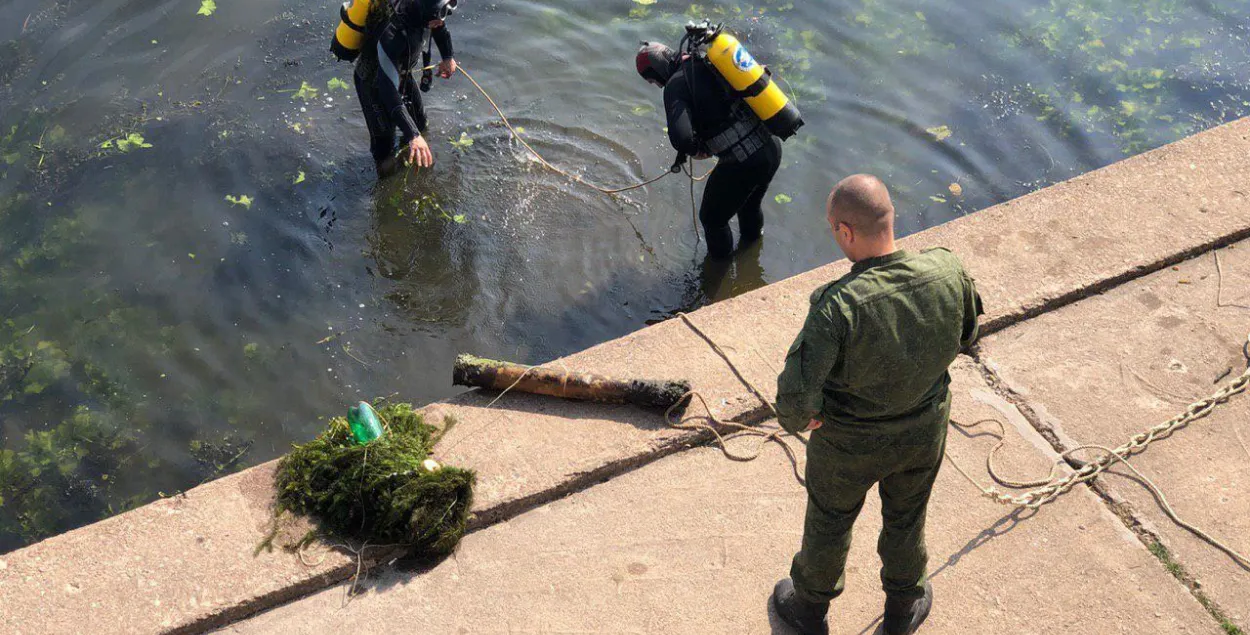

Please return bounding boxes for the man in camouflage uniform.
[771,174,982,635]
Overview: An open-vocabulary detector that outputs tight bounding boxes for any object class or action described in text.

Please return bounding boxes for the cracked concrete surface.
[980,240,1250,630]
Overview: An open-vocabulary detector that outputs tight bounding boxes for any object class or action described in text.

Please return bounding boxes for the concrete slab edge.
[175,407,782,634]
[972,350,1246,634]
[979,223,1250,337]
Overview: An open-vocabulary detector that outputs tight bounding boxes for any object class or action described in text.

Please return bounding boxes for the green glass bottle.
[347,402,384,445]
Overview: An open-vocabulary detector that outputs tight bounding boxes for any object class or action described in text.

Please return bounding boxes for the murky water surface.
[2,0,1249,551]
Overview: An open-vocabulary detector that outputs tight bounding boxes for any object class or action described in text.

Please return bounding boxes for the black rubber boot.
[883,581,933,635]
[772,578,829,635]
[375,155,402,179]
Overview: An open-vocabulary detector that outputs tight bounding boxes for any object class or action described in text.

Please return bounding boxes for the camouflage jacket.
[776,248,983,435]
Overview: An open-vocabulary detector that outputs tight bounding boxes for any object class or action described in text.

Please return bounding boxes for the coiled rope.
[664,312,806,484]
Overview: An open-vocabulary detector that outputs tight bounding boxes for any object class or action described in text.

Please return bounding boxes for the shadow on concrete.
[765,505,1037,635]
[351,550,457,597]
[930,507,1038,582]
[845,507,1037,635]
[280,542,461,601]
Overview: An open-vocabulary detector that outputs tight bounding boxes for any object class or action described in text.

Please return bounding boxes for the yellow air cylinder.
[331,0,373,62]
[704,32,804,139]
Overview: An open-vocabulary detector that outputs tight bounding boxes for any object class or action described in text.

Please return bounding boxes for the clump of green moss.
[273,402,474,556]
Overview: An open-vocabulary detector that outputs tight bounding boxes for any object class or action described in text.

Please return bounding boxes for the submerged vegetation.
[1005,0,1250,154]
[0,105,313,550]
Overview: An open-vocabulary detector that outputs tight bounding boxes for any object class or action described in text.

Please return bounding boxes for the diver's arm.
[432,24,456,78]
[432,24,453,59]
[663,80,701,156]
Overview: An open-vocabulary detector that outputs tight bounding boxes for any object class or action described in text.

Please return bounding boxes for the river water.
[1,0,1248,551]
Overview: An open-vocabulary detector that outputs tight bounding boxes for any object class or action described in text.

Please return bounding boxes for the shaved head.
[828,174,894,237]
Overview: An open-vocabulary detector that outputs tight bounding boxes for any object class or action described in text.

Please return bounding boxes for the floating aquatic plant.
[224,194,253,209]
[99,133,152,153]
[292,81,319,102]
[925,125,952,142]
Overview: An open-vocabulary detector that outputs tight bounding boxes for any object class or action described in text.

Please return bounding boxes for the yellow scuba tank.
[331,0,373,62]
[692,24,803,140]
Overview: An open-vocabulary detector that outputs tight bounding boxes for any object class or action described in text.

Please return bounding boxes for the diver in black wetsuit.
[636,42,783,260]
[354,0,459,177]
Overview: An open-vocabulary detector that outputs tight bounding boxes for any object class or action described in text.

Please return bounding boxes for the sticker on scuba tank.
[733,45,756,72]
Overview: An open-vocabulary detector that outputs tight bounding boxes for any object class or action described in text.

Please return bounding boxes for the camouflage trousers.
[790,397,949,604]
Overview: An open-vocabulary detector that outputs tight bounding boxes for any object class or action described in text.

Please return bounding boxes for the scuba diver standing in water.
[332,0,461,177]
[636,22,802,260]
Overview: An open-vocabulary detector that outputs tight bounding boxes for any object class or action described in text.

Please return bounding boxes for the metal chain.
[962,333,1250,510]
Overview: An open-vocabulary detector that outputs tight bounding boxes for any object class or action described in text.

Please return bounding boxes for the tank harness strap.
[730,69,771,99]
[704,104,771,162]
[340,3,366,32]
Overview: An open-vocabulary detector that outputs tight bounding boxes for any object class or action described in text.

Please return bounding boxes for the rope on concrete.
[666,313,805,485]
[946,418,1064,488]
[959,333,1250,509]
[672,309,1250,569]
[949,333,1250,568]
[1214,250,1250,310]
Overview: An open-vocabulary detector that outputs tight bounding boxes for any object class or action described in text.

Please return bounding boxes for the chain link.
[970,336,1250,510]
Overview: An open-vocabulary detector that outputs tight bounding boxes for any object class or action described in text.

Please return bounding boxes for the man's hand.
[692,152,711,160]
[437,58,458,79]
[407,136,434,168]
[805,418,823,432]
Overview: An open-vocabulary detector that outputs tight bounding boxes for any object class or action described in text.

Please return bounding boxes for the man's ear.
[837,220,853,244]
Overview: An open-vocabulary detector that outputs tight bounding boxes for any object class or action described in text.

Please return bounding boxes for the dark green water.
[2,0,1249,552]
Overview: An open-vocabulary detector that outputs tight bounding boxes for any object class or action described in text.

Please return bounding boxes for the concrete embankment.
[2,118,1249,634]
[224,358,1224,634]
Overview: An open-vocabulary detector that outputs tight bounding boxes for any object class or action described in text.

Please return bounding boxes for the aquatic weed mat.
[269,402,475,557]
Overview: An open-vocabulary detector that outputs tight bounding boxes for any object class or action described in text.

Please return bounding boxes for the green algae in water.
[273,403,475,556]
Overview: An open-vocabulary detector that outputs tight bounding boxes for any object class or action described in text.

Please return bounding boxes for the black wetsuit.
[664,57,783,259]
[353,0,453,162]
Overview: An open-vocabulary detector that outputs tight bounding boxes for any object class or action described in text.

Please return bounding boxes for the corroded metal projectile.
[452,354,691,411]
